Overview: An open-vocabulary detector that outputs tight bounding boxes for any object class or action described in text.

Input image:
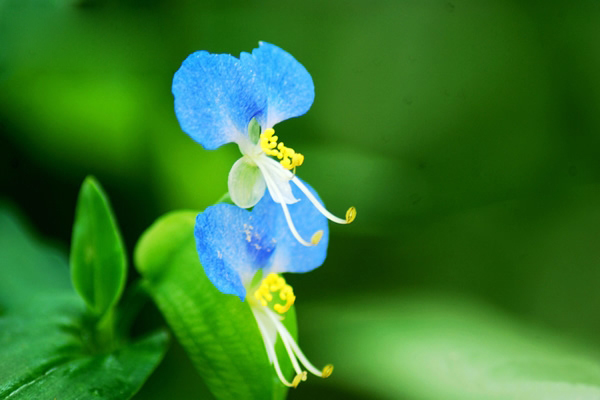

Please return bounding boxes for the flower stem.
[215,192,232,204]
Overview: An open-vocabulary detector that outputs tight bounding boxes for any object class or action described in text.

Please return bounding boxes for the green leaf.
[0,207,168,399]
[70,176,127,318]
[134,211,296,400]
[0,310,169,400]
[0,207,71,312]
[305,295,600,400]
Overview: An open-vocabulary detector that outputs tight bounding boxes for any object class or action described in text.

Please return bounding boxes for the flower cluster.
[173,42,354,388]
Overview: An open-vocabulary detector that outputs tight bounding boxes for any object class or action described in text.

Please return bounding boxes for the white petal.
[228,156,267,208]
[255,156,298,204]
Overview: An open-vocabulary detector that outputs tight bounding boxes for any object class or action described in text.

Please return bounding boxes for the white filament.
[265,307,325,377]
[291,176,347,224]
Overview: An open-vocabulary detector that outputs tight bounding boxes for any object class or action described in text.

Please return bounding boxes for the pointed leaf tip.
[70,176,127,319]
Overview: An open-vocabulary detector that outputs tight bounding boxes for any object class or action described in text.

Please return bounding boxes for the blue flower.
[173,42,355,247]
[195,179,333,387]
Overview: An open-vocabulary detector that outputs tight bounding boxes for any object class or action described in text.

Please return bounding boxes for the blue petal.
[173,51,267,150]
[195,204,276,300]
[194,178,328,300]
[249,42,315,129]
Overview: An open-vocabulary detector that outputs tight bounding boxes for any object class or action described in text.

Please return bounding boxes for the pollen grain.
[254,273,296,314]
[260,129,304,170]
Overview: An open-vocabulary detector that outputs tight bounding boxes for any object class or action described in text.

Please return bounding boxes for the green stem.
[215,191,232,204]
[95,307,116,352]
[115,280,149,338]
[87,281,149,353]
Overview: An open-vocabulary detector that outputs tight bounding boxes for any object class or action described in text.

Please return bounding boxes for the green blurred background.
[1,0,600,399]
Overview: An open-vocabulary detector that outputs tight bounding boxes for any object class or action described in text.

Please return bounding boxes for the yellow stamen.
[310,230,323,245]
[321,364,334,378]
[255,273,296,314]
[260,129,304,170]
[291,371,307,388]
[345,207,356,223]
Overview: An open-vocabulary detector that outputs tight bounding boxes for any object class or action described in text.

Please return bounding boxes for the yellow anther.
[321,364,334,378]
[254,273,296,314]
[345,207,356,223]
[254,284,273,306]
[259,129,304,170]
[299,371,308,382]
[274,289,295,313]
[291,372,305,388]
[293,153,304,166]
[279,285,293,300]
[266,274,285,291]
[280,158,292,169]
[310,230,323,245]
[260,129,280,156]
